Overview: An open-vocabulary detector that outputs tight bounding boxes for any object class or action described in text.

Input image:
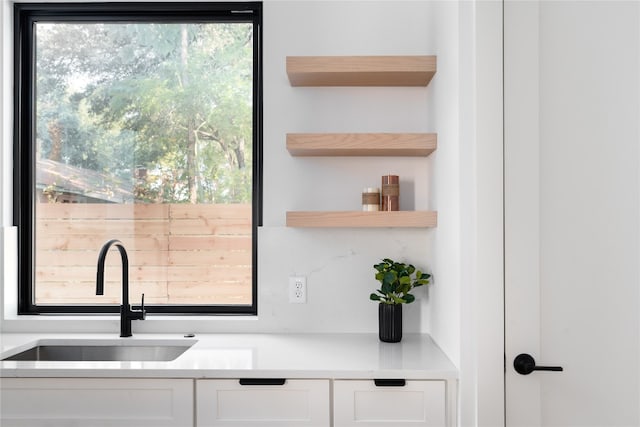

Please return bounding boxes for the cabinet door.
[0,378,193,427]
[333,380,446,427]
[196,379,330,427]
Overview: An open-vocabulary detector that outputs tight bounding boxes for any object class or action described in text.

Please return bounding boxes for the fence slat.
[37,203,169,219]
[170,204,251,220]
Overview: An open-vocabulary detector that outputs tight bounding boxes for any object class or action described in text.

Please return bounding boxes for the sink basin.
[2,339,196,362]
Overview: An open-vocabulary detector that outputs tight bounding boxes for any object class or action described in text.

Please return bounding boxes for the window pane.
[33,22,254,307]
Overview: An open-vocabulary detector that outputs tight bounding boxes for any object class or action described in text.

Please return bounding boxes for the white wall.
[259,0,439,335]
[1,0,9,336]
[426,0,462,372]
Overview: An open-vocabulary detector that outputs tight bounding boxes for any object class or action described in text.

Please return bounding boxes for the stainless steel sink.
[2,340,195,362]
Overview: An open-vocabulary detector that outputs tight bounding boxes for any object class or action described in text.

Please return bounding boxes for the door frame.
[460,0,505,426]
[502,0,543,423]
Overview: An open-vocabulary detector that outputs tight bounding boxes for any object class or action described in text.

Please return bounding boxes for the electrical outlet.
[288,276,307,303]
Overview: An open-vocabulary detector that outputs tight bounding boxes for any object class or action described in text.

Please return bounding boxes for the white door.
[505,1,640,425]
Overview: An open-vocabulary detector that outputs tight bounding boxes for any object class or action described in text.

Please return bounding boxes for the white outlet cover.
[288,276,307,303]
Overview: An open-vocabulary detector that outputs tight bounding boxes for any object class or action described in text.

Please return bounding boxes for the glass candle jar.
[362,187,380,211]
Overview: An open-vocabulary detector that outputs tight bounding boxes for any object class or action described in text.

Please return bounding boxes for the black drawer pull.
[239,378,286,386]
[374,379,406,387]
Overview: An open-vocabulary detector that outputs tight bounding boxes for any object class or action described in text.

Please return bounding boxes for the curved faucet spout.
[96,239,145,337]
[96,239,128,300]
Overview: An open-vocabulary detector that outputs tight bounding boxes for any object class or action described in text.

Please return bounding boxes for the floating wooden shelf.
[286,211,437,228]
[286,133,437,157]
[286,56,437,87]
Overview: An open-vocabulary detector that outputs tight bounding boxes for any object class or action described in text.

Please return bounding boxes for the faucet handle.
[138,293,146,320]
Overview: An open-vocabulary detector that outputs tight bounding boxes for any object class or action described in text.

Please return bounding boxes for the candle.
[362,187,380,211]
[381,175,399,211]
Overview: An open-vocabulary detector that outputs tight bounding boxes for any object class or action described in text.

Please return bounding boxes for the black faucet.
[96,239,146,337]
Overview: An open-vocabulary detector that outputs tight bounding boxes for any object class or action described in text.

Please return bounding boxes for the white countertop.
[0,333,457,380]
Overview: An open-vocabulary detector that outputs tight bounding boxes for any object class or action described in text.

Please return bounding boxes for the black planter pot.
[378,303,402,343]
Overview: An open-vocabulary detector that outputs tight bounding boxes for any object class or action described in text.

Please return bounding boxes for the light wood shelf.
[286,56,437,87]
[286,211,437,228]
[286,133,437,157]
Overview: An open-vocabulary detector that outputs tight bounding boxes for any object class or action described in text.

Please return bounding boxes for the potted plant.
[369,258,431,342]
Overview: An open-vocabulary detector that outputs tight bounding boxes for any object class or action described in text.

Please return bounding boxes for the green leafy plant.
[369,258,431,305]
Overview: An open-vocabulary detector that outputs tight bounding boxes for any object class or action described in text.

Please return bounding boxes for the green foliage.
[35,21,254,204]
[369,258,431,305]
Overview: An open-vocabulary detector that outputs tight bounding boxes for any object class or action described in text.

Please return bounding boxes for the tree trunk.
[234,138,246,170]
[181,24,198,204]
[187,120,197,204]
[48,121,63,161]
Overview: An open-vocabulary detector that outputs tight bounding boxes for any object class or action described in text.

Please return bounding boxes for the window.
[14,3,262,315]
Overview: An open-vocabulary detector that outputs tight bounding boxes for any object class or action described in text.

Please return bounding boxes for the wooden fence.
[35,203,252,305]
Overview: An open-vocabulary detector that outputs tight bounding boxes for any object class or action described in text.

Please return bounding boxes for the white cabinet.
[333,380,447,427]
[196,379,330,427]
[0,377,455,427]
[0,378,194,427]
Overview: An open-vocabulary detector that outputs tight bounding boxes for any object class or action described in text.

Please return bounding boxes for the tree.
[35,21,254,203]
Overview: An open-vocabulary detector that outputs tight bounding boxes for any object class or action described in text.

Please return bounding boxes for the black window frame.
[14,2,262,316]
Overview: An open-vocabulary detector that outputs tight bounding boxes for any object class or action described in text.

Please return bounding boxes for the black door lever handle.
[514,353,563,375]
